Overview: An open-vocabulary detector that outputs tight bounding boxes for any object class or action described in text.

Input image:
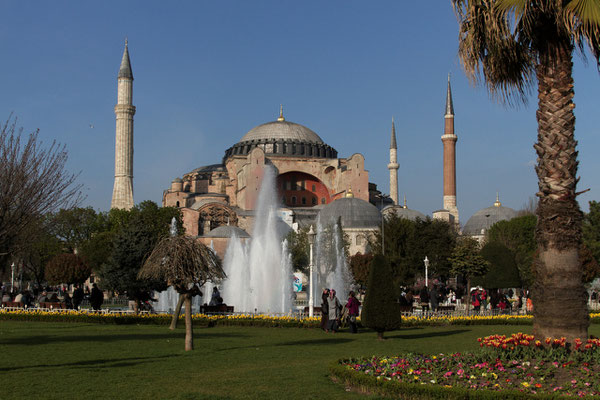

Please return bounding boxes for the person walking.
[429,285,440,312]
[90,283,103,311]
[72,285,84,310]
[320,288,329,331]
[419,286,430,313]
[346,291,361,334]
[326,289,341,333]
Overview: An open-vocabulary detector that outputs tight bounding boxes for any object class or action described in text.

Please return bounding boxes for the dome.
[463,203,518,236]
[223,112,337,160]
[319,197,381,229]
[203,225,250,238]
[383,205,426,221]
[240,120,324,144]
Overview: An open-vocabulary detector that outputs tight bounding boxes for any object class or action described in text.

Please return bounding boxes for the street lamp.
[379,193,389,255]
[307,225,316,318]
[11,262,15,293]
[423,256,430,288]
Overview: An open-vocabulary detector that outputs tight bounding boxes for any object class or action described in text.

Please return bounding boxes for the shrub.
[361,254,402,339]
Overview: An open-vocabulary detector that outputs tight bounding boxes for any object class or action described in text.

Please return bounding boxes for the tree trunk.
[377,331,385,340]
[184,293,193,351]
[169,294,184,330]
[532,45,589,342]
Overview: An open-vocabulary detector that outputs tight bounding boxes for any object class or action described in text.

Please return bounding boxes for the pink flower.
[444,371,453,378]
[457,369,464,376]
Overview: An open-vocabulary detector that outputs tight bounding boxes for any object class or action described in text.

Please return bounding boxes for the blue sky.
[1,1,599,224]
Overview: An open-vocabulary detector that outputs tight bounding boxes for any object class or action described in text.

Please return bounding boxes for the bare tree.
[0,116,83,268]
[139,236,225,351]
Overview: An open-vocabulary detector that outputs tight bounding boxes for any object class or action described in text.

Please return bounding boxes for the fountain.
[221,166,293,314]
[312,218,354,305]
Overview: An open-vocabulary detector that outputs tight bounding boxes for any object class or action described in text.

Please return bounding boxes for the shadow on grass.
[276,338,355,346]
[0,354,175,372]
[386,328,471,340]
[1,331,248,346]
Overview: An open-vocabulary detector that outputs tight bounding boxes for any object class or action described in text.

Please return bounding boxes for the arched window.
[291,196,297,205]
[301,197,306,205]
[311,197,317,205]
[176,201,180,207]
[321,198,326,204]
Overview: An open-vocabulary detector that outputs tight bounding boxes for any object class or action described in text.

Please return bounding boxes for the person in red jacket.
[346,291,361,334]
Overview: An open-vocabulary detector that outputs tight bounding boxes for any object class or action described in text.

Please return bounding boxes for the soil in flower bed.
[342,352,600,397]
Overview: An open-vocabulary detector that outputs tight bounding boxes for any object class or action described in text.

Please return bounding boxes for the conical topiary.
[361,254,402,339]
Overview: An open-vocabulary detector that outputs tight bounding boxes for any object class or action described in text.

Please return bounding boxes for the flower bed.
[0,308,321,328]
[3,308,600,329]
[333,333,600,398]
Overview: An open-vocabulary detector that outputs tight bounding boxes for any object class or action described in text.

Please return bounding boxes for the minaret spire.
[388,117,399,205]
[111,41,136,210]
[441,73,458,224]
[445,72,454,116]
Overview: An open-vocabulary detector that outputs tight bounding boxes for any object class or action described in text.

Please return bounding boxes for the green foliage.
[98,201,181,302]
[285,226,309,274]
[361,254,402,335]
[46,207,108,252]
[79,231,115,272]
[584,200,600,265]
[472,242,521,289]
[348,252,374,286]
[45,253,91,285]
[486,215,536,287]
[449,237,489,288]
[373,215,456,286]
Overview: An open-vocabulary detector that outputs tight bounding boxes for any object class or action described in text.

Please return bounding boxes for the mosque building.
[110,43,518,257]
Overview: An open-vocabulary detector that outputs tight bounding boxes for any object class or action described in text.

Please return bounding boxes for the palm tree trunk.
[532,44,589,342]
[169,294,184,330]
[184,293,193,351]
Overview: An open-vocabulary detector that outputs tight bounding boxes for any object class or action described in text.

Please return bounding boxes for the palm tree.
[139,236,225,351]
[452,0,600,341]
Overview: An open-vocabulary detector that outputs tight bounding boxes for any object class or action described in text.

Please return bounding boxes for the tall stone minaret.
[111,40,135,210]
[388,117,399,205]
[442,73,459,223]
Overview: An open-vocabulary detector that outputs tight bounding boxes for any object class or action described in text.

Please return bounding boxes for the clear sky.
[2,1,599,224]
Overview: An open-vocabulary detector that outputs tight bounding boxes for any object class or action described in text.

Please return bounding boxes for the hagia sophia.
[110,43,518,257]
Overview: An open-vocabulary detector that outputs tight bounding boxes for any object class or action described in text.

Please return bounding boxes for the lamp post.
[307,225,316,318]
[423,256,429,288]
[11,262,15,293]
[379,193,389,255]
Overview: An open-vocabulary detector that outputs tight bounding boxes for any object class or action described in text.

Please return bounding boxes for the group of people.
[0,283,104,311]
[319,288,361,334]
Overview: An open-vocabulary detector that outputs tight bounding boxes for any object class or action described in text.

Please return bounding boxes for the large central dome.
[240,120,324,143]
[224,110,337,160]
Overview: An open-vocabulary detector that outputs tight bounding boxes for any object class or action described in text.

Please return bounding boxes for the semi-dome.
[319,197,381,229]
[224,109,337,160]
[463,197,518,236]
[203,225,250,238]
[383,205,426,221]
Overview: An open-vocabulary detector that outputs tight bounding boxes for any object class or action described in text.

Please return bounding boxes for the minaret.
[442,74,459,223]
[111,40,135,210]
[388,117,399,205]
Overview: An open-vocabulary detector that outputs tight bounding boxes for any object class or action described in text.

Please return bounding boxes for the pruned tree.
[45,253,91,285]
[361,254,402,340]
[139,236,225,351]
[0,117,82,269]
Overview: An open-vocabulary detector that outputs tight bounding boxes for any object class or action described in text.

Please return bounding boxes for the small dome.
[240,120,324,144]
[203,226,250,238]
[172,178,183,183]
[463,204,518,236]
[383,205,426,221]
[319,197,381,229]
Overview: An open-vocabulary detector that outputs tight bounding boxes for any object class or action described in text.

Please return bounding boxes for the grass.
[2,322,600,399]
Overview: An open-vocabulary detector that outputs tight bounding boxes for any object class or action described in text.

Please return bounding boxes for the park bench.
[399,305,415,312]
[303,306,323,314]
[1,301,24,308]
[39,302,67,309]
[200,304,234,314]
[437,305,456,312]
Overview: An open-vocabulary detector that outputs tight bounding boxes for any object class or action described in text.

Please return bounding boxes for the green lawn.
[2,322,599,399]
